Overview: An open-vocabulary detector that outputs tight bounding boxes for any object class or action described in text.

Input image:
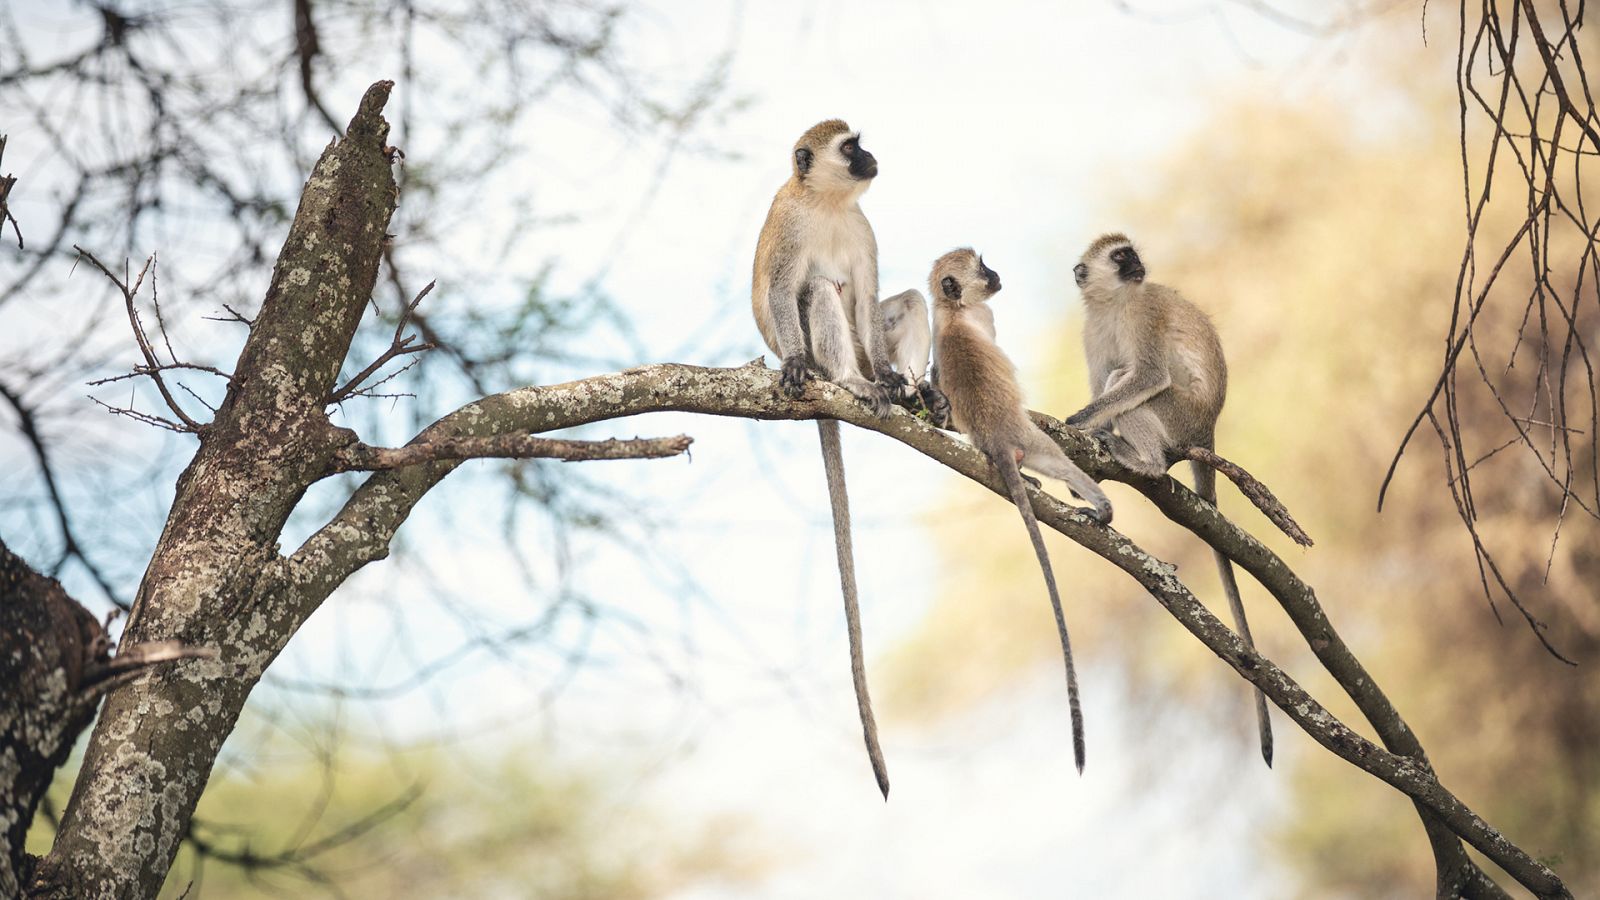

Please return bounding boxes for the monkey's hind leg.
[1019,428,1113,524]
[806,277,891,418]
[1102,407,1171,479]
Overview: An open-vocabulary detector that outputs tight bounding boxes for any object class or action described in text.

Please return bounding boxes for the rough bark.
[30,82,400,900]
[0,541,106,898]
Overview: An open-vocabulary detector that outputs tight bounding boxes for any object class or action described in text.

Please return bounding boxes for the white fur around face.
[805,133,871,200]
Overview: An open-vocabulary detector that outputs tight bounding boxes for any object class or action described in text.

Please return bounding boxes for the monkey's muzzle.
[850,151,878,180]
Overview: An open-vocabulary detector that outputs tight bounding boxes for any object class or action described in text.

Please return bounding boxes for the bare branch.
[328,280,436,404]
[0,134,18,249]
[1181,445,1314,546]
[334,433,694,471]
[277,361,1564,898]
[73,246,205,431]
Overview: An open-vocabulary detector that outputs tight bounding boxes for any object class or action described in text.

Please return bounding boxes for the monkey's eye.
[840,141,856,157]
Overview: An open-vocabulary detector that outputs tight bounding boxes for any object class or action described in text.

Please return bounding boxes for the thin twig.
[1182,445,1313,546]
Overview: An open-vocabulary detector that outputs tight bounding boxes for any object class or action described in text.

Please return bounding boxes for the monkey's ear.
[941,275,961,301]
[794,147,813,175]
[1073,263,1088,286]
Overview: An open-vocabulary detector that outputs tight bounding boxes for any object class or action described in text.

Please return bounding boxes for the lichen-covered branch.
[1032,414,1517,899]
[1181,445,1312,547]
[284,360,1565,897]
[33,82,401,900]
[334,433,693,470]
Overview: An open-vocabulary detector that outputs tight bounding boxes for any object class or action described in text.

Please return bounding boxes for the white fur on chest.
[805,205,870,286]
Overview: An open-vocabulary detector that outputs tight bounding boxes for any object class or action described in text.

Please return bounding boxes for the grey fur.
[751,121,900,797]
[1067,234,1273,767]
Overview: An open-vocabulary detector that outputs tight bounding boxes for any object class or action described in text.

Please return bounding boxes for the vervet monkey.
[880,288,948,415]
[752,119,906,798]
[1068,233,1274,767]
[931,247,1113,773]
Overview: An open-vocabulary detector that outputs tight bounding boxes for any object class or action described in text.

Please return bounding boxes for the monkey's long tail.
[994,448,1086,774]
[1192,458,1275,768]
[817,418,890,800]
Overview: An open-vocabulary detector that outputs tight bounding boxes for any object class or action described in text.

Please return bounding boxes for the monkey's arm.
[763,236,811,398]
[1065,365,1171,429]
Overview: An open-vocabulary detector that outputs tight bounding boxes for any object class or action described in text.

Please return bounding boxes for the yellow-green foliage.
[892,50,1599,898]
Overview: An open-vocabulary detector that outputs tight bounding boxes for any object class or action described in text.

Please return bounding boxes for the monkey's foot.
[918,380,951,428]
[1087,500,1113,525]
[842,378,893,419]
[877,369,911,401]
[779,355,812,400]
[1022,473,1042,489]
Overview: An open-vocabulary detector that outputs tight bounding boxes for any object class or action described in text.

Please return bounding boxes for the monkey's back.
[751,180,804,355]
[937,317,1030,447]
[1146,284,1228,447]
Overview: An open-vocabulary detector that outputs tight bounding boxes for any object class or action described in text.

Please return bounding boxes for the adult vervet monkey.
[752,119,906,798]
[931,247,1113,773]
[1068,232,1274,767]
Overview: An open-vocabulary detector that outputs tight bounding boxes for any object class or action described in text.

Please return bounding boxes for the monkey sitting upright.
[879,288,949,417]
[1066,232,1274,767]
[752,119,907,799]
[931,247,1112,773]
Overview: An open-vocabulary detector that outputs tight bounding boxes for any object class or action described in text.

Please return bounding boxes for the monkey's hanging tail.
[993,448,1086,774]
[1192,458,1275,768]
[817,419,890,799]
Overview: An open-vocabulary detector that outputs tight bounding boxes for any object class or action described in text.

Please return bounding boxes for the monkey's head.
[792,119,877,196]
[1075,233,1145,294]
[931,248,1002,308]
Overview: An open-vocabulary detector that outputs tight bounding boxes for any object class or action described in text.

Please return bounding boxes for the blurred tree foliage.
[26,718,765,898]
[890,28,1596,899]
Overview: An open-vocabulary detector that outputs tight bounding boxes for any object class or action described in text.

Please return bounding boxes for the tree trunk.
[29,82,398,899]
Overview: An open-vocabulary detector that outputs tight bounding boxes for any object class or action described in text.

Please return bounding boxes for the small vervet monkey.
[879,288,948,415]
[1067,232,1274,767]
[931,247,1113,773]
[752,119,906,799]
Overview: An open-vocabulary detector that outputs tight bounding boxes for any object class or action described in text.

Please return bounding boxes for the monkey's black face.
[977,256,1001,294]
[841,135,878,180]
[1110,245,1145,283]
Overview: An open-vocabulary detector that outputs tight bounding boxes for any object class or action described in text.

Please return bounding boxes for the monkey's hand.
[1064,405,1101,429]
[918,380,952,429]
[876,369,911,402]
[779,355,811,400]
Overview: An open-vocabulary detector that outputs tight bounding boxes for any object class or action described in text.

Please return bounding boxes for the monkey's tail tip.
[875,774,890,801]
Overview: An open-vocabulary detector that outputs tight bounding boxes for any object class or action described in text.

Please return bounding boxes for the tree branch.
[334,433,693,470]
[1181,445,1313,546]
[278,360,1563,898]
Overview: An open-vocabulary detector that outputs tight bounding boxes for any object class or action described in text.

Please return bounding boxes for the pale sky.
[4,0,1406,896]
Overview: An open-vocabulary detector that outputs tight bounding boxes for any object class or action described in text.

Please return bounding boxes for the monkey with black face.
[1067,233,1274,767]
[752,120,906,798]
[931,247,1112,773]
